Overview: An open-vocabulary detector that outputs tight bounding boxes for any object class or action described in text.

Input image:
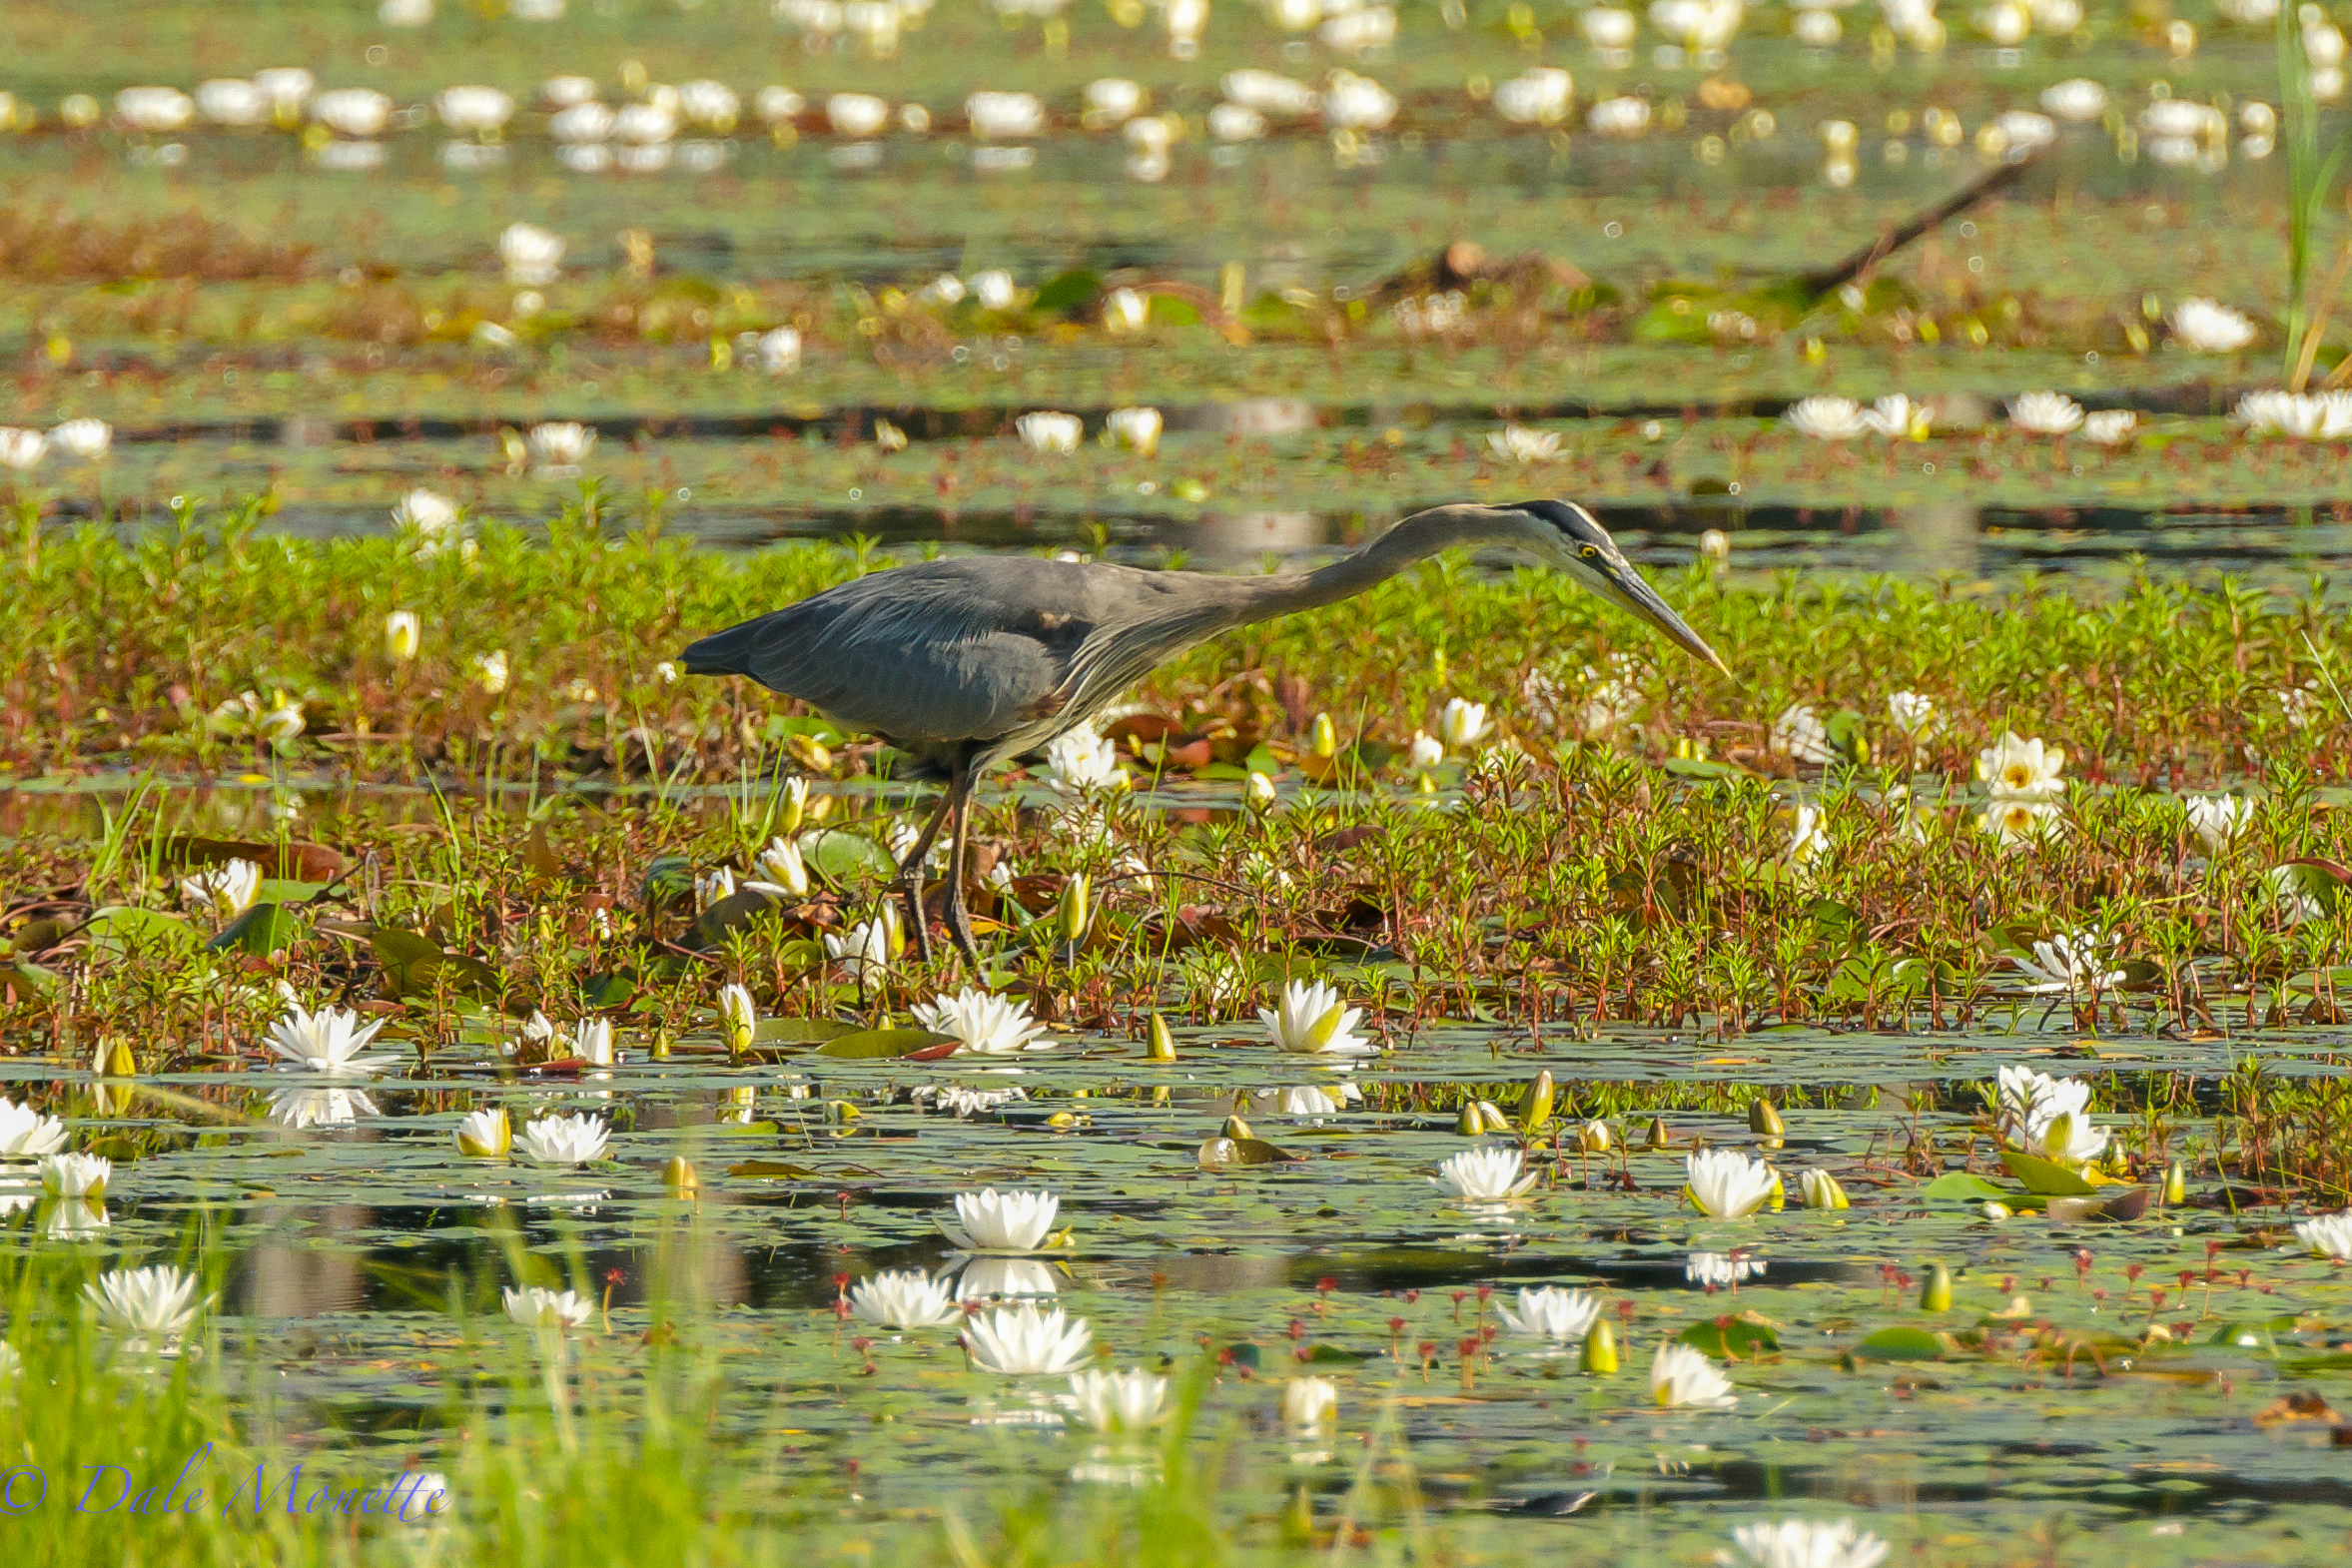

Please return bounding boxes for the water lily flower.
[1281,1375,1338,1429]
[392,487,459,541]
[550,101,615,145]
[50,417,111,460]
[1493,1285,1603,1346]
[2008,392,2084,435]
[453,1107,511,1158]
[180,857,262,919]
[1321,71,1396,129]
[849,1268,965,1329]
[1772,703,1834,764]
[1406,731,1445,772]
[436,85,514,138]
[1798,1170,1850,1209]
[677,79,739,129]
[1259,978,1376,1057]
[1069,1367,1168,1432]
[526,420,595,475]
[196,79,268,126]
[2040,78,2107,120]
[115,85,195,131]
[1488,425,1562,463]
[2235,390,2352,439]
[954,1257,1060,1300]
[1044,722,1125,790]
[313,87,392,138]
[755,326,802,374]
[385,609,421,661]
[1017,411,1084,454]
[750,836,810,897]
[1686,1250,1766,1286]
[2010,929,2124,997]
[1587,94,1651,136]
[943,1187,1062,1252]
[1431,1145,1539,1201]
[1862,393,1932,439]
[963,1303,1094,1373]
[1686,1148,1776,1218]
[1084,77,1147,124]
[966,90,1046,139]
[715,984,757,1054]
[2185,794,2253,854]
[825,918,893,983]
[469,651,509,695]
[1245,769,1278,810]
[1208,102,1268,141]
[1784,395,1872,440]
[1977,732,2065,797]
[1270,1084,1358,1116]
[696,867,737,910]
[43,1152,111,1198]
[913,1085,1028,1117]
[913,989,1053,1054]
[1886,690,1937,738]
[514,1112,610,1166]
[85,1265,204,1350]
[826,91,891,137]
[0,1099,67,1159]
[1996,1065,2110,1168]
[502,1285,594,1328]
[1651,1341,1738,1407]
[1785,803,1829,865]
[2170,297,2256,353]
[0,427,47,472]
[1438,697,1490,750]
[1493,66,1575,125]
[970,269,1019,312]
[2079,408,2137,445]
[1106,405,1162,455]
[2292,1209,2352,1259]
[1980,797,2062,846]
[1729,1518,1891,1568]
[496,222,563,285]
[390,1471,451,1524]
[576,1020,615,1067]
[266,1001,392,1074]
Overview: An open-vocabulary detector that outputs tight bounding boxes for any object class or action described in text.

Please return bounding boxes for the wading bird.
[682,499,1725,964]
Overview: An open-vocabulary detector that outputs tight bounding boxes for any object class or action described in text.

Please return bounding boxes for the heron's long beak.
[1592,558,1730,675]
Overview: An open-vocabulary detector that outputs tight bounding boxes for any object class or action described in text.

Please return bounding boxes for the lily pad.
[815,1028,956,1059]
[798,828,899,887]
[1852,1325,1949,1362]
[83,906,199,963]
[209,903,308,956]
[1922,1172,2013,1202]
[1999,1151,2098,1196]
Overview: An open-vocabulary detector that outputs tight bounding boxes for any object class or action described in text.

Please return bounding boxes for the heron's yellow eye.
[1581,545,1599,558]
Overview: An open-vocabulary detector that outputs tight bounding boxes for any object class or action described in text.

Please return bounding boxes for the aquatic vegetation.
[942,1188,1063,1254]
[962,1303,1093,1374]
[1430,1146,1537,1202]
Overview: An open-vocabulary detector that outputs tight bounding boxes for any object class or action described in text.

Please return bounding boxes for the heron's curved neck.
[1220,503,1518,622]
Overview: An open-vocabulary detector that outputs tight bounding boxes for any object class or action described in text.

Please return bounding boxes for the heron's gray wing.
[680,558,1106,748]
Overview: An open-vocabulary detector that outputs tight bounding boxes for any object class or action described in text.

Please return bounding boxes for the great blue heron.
[682,499,1725,964]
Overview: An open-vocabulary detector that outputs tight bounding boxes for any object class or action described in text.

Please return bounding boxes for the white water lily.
[196,79,268,126]
[1321,71,1397,129]
[1045,723,1125,790]
[180,858,262,919]
[1860,393,1931,439]
[1281,1375,1337,1429]
[392,487,459,539]
[1587,94,1651,136]
[1259,979,1375,1057]
[437,85,514,136]
[1431,1145,1538,1201]
[2011,929,2124,997]
[1084,77,1146,123]
[943,1187,1062,1252]
[2170,297,2257,353]
[2080,408,2137,445]
[385,609,421,661]
[954,1257,1060,1300]
[696,867,737,910]
[1784,395,1872,440]
[1488,425,1562,463]
[85,1265,204,1349]
[2235,389,2352,439]
[2185,795,2253,855]
[1686,1148,1776,1218]
[1271,1084,1358,1116]
[514,1113,610,1166]
[1977,731,2065,797]
[825,918,893,982]
[1650,1341,1739,1408]
[1772,703,1834,764]
[1886,690,1937,738]
[0,1099,67,1159]
[1980,797,2063,846]
[1069,1368,1168,1432]
[1785,803,1829,865]
[2040,78,2107,120]
[453,1107,511,1158]
[2292,1209,2352,1259]
[313,87,392,138]
[575,1019,615,1067]
[50,417,112,460]
[116,85,195,131]
[40,1153,109,1196]
[913,989,1052,1055]
[470,651,509,695]
[0,427,44,473]
[1406,731,1445,771]
[526,420,595,474]
[967,90,1046,138]
[1730,1517,1891,1568]
[970,269,1020,311]
[2008,391,2084,435]
[1106,405,1163,455]
[502,1285,594,1328]
[751,835,810,898]
[1797,1169,1850,1209]
[1493,66,1575,125]
[1017,410,1084,454]
[1686,1250,1767,1287]
[1996,1065,2110,1168]
[963,1303,1094,1373]
[1438,697,1491,750]
[496,222,563,286]
[266,1001,392,1074]
[849,1268,965,1329]
[756,327,802,374]
[826,91,891,137]
[716,983,758,1053]
[1493,1285,1603,1345]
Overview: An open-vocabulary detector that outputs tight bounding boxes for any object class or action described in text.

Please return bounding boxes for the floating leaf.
[755,1019,860,1045]
[1679,1311,1782,1359]
[1999,1151,2097,1195]
[815,1028,955,1059]
[797,828,897,887]
[726,1160,824,1178]
[1852,1325,1948,1361]
[209,903,307,956]
[689,887,789,950]
[1922,1172,2012,1202]
[1196,1136,1305,1169]
[82,906,198,964]
[367,928,503,1001]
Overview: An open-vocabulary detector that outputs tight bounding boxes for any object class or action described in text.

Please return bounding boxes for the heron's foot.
[899,873,934,965]
[944,881,982,973]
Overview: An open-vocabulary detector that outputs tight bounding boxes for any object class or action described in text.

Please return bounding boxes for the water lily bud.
[1982,1200,2011,1220]
[1521,1069,1555,1134]
[716,983,756,1056]
[1059,873,1091,946]
[103,1039,137,1077]
[1698,527,1731,564]
[826,1100,861,1124]
[1749,1098,1786,1145]
[1456,1101,1487,1136]
[1643,1116,1670,1150]
[1919,1262,1953,1312]
[1222,1113,1254,1140]
[455,1106,511,1158]
[1799,1169,1850,1209]
[663,1156,697,1191]
[1147,1012,1177,1061]
[1578,1119,1612,1154]
[1767,1170,1786,1210]
[1245,770,1277,811]
[1580,1318,1619,1374]
[2162,1160,2186,1205]
[780,776,807,836]
[385,609,421,662]
[787,732,833,772]
[1308,712,1337,758]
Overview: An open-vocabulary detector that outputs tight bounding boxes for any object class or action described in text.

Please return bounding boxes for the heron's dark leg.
[942,766,981,970]
[893,784,955,965]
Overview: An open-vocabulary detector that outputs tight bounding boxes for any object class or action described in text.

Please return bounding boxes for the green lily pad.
[210,903,307,956]
[1922,1172,2013,1201]
[797,828,898,887]
[814,1028,955,1059]
[1852,1325,1948,1361]
[83,906,199,963]
[1999,1151,2098,1195]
